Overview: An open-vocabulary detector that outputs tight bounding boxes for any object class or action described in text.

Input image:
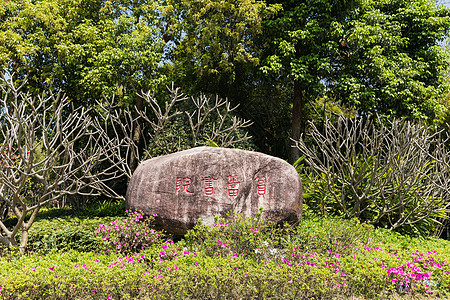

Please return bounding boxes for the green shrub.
[1,240,448,299]
[184,210,293,263]
[73,199,126,218]
[291,217,372,256]
[1,205,127,255]
[0,211,125,254]
[0,250,347,299]
[1,207,75,230]
[24,217,119,254]
[96,210,163,255]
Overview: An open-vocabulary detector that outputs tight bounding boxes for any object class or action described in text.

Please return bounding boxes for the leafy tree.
[261,0,353,162]
[333,0,450,123]
[168,0,280,100]
[262,0,450,163]
[160,0,285,158]
[0,0,167,100]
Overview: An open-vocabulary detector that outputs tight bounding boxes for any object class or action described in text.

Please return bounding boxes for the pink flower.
[153,213,158,217]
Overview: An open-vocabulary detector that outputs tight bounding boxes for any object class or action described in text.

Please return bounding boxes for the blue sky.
[438,0,450,7]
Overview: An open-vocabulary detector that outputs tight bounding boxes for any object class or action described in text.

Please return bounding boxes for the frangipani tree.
[295,116,450,235]
[0,74,124,253]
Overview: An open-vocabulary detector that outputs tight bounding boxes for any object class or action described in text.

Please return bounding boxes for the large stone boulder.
[126,147,302,234]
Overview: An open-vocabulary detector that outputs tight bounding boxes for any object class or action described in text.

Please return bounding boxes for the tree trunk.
[19,229,28,254]
[130,94,144,173]
[289,80,304,164]
[129,2,144,174]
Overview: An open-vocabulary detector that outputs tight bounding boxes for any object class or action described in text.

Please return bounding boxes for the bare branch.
[0,73,125,253]
[99,85,253,180]
[295,116,450,235]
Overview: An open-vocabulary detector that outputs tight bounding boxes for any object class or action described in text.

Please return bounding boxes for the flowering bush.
[382,250,445,295]
[1,212,449,299]
[96,210,162,254]
[184,210,290,262]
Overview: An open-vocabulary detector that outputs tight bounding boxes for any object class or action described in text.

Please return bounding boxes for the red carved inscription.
[255,176,266,196]
[227,175,240,197]
[202,176,216,195]
[175,177,194,195]
[175,175,266,197]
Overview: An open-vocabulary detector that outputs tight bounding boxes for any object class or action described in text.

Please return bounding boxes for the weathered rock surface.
[126,147,302,234]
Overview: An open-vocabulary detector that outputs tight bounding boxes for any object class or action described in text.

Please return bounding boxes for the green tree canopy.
[262,0,450,162]
[167,0,280,99]
[2,0,450,164]
[0,0,168,104]
[334,0,450,122]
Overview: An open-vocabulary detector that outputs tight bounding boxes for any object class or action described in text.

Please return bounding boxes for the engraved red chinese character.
[202,176,216,195]
[227,175,240,197]
[255,176,266,196]
[175,177,194,195]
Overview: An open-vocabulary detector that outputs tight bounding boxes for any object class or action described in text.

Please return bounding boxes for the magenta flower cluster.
[96,210,160,253]
[381,250,446,295]
[214,222,228,227]
[281,245,449,295]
